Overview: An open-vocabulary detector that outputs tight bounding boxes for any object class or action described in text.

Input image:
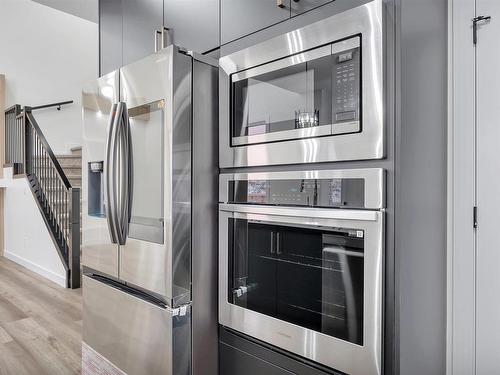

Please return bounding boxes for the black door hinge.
[473,15,491,45]
[473,206,478,229]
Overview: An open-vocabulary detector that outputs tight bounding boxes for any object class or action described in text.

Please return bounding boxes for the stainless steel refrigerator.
[81,46,218,375]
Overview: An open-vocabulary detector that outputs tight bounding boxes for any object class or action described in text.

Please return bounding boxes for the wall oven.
[219,0,384,168]
[218,169,385,375]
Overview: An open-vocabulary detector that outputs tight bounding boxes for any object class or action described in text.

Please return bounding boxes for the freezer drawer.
[82,275,191,375]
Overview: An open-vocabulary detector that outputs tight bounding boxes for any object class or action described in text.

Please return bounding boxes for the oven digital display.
[247,181,269,204]
[329,179,342,205]
[229,178,365,208]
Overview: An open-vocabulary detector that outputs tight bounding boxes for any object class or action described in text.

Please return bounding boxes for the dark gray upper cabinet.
[221,0,291,45]
[122,0,164,66]
[290,0,332,17]
[164,0,219,53]
[100,0,123,76]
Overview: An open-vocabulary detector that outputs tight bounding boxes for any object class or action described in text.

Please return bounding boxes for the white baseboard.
[3,251,67,287]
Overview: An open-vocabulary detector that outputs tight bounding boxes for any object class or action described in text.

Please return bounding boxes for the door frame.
[0,74,4,256]
[447,0,476,373]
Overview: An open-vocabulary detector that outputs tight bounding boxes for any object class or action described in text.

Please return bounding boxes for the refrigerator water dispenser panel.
[88,161,105,217]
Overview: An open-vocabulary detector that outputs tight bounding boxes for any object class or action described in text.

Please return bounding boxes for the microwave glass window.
[230,36,361,146]
[228,219,364,345]
[232,54,333,142]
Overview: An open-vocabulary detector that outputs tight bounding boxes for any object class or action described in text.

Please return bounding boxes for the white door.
[476,1,500,373]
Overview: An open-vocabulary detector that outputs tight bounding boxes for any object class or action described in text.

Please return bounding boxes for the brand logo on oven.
[276,331,292,339]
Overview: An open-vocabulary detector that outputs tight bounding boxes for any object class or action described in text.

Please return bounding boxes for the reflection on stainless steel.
[82,71,120,277]
[219,0,384,167]
[218,169,385,375]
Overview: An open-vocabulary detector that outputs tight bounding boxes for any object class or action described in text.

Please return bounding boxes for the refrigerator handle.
[126,108,133,240]
[105,103,120,244]
[115,103,132,245]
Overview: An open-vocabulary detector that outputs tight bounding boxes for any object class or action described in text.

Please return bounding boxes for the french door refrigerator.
[81,46,218,375]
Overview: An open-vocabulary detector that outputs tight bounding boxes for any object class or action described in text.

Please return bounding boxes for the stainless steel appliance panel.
[118,47,193,304]
[219,0,383,167]
[191,57,219,375]
[82,275,190,375]
[219,168,385,210]
[82,71,120,277]
[218,206,383,375]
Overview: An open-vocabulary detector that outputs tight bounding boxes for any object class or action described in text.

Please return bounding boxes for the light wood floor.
[0,257,82,375]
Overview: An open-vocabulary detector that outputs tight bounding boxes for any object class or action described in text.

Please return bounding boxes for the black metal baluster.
[58,178,62,241]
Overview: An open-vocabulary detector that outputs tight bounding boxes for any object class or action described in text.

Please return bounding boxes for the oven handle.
[218,203,381,222]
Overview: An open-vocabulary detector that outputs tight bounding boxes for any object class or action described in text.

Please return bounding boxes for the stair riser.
[37,165,82,173]
[57,159,82,168]
[70,148,82,156]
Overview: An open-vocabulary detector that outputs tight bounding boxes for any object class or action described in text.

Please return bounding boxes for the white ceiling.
[32,0,98,23]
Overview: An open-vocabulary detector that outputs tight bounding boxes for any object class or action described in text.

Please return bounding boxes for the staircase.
[4,104,81,288]
[56,146,83,260]
[57,146,82,189]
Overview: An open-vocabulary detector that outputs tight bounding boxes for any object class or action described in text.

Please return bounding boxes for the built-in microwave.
[218,169,385,375]
[219,0,383,168]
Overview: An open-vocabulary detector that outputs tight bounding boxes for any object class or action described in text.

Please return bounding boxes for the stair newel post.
[68,187,81,289]
[22,107,29,174]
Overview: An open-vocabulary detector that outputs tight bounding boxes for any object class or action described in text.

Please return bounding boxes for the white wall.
[0,0,98,154]
[32,0,98,23]
[1,167,67,287]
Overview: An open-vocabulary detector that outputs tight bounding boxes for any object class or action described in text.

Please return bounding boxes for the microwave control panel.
[332,37,361,135]
[228,178,365,208]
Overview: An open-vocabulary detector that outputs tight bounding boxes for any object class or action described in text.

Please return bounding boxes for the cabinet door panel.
[220,342,293,375]
[99,0,123,76]
[164,0,219,53]
[221,0,290,45]
[122,0,163,66]
[290,0,332,17]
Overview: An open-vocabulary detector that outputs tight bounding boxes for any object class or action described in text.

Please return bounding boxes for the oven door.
[219,204,383,375]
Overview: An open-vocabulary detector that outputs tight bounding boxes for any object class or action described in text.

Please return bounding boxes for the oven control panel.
[228,178,365,208]
[332,39,361,135]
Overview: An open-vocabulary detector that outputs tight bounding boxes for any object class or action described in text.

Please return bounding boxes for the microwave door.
[82,71,120,277]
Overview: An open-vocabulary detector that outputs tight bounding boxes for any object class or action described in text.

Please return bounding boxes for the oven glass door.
[219,206,383,375]
[228,218,364,345]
